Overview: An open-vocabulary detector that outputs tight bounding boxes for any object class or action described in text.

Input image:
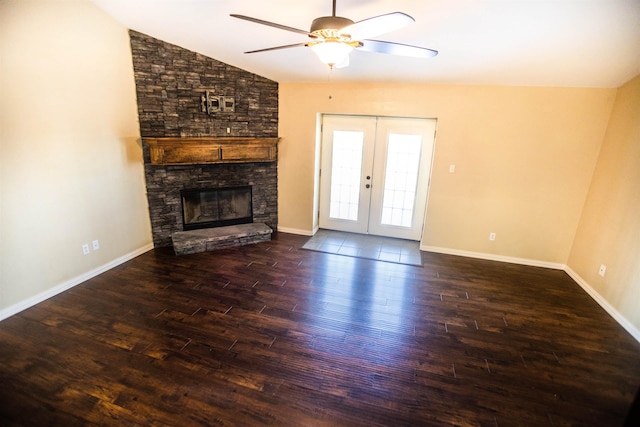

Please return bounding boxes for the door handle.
[365,184,371,189]
[366,176,371,180]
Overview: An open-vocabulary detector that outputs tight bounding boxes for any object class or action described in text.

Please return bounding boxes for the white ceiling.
[91,0,640,88]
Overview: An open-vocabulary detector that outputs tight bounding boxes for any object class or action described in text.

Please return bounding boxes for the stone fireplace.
[142,138,278,247]
[128,31,280,249]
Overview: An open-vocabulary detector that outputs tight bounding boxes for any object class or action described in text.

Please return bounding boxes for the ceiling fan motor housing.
[310,16,355,39]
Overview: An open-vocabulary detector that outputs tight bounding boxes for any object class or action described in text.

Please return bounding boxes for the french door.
[318,115,436,240]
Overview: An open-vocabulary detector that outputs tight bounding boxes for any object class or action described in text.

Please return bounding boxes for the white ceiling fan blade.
[340,12,414,41]
[359,40,438,58]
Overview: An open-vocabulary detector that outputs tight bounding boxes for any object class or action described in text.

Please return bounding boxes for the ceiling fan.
[230,0,438,69]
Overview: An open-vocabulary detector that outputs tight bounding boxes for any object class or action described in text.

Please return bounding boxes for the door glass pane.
[329,131,364,221]
[381,134,422,227]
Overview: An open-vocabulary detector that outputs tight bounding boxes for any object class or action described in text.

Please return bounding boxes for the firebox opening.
[181,186,253,231]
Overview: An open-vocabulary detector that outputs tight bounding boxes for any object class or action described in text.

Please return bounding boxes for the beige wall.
[0,0,152,314]
[278,83,615,265]
[568,74,640,333]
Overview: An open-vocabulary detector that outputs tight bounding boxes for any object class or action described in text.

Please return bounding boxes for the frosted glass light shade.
[310,41,353,67]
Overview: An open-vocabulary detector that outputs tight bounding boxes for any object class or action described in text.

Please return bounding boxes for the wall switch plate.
[82,244,90,255]
[489,232,496,241]
[449,164,456,173]
[92,240,100,250]
[598,264,606,277]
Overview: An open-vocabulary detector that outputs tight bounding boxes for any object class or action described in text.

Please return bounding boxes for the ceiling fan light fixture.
[310,40,354,68]
[231,0,438,69]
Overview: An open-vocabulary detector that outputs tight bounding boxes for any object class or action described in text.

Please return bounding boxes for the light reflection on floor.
[302,235,419,339]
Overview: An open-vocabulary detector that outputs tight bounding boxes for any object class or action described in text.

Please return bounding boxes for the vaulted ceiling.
[91,0,640,88]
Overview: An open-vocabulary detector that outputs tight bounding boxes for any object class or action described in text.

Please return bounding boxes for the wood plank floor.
[1,232,639,426]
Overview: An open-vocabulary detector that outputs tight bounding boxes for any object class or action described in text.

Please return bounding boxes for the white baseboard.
[277,226,315,236]
[421,245,565,270]
[0,243,154,322]
[564,267,640,343]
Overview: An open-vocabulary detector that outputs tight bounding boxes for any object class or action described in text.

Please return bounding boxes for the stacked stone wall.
[129,31,279,247]
[129,30,278,138]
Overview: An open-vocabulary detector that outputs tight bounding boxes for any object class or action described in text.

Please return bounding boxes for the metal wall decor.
[201,91,235,114]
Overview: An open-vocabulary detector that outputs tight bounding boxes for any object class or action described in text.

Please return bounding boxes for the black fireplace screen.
[181,186,253,231]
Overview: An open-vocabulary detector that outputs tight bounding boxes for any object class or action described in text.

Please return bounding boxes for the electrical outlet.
[598,264,606,277]
[82,244,90,255]
[92,240,100,251]
[489,232,496,241]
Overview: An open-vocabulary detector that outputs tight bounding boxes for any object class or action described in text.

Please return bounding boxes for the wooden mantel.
[144,137,279,165]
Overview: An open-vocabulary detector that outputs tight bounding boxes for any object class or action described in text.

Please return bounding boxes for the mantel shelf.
[144,137,279,165]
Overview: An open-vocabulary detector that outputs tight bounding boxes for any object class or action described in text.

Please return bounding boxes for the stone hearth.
[172,223,272,255]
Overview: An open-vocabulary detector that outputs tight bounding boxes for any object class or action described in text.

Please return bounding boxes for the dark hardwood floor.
[1,232,639,426]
